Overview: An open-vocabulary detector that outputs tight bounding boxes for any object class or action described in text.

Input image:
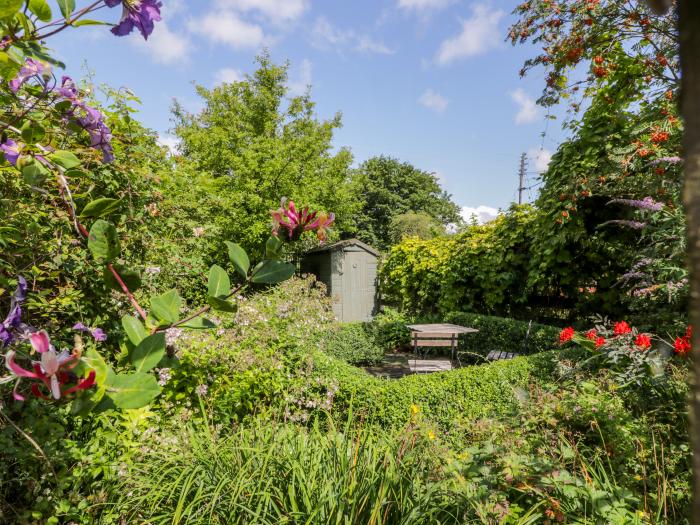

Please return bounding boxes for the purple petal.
[0,139,21,166]
[73,322,89,332]
[90,328,107,342]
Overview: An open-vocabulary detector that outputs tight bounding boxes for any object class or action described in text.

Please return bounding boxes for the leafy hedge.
[443,312,560,358]
[317,323,384,365]
[314,350,562,432]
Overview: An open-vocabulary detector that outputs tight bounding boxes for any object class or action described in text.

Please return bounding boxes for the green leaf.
[207,264,231,298]
[80,197,122,218]
[104,264,141,293]
[0,52,20,80]
[48,150,81,169]
[150,289,181,325]
[106,373,161,410]
[21,162,49,185]
[28,0,52,21]
[71,18,107,26]
[225,241,250,278]
[179,316,216,329]
[206,296,238,313]
[265,236,283,259]
[82,348,113,386]
[0,0,23,19]
[121,315,148,346]
[251,260,295,284]
[131,333,166,373]
[87,220,120,262]
[21,121,45,143]
[56,0,75,18]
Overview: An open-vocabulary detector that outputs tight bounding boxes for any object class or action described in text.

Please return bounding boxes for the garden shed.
[301,239,379,322]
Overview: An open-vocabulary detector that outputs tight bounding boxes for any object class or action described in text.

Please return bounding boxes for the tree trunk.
[679,0,700,520]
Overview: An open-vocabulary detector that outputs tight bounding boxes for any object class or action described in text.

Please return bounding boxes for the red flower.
[270,198,335,242]
[674,336,691,357]
[585,329,597,341]
[559,327,575,344]
[595,336,606,349]
[613,321,632,336]
[634,334,651,350]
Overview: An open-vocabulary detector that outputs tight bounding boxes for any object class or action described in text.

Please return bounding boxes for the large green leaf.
[106,373,161,410]
[131,333,166,373]
[21,162,49,185]
[82,348,113,386]
[265,236,283,259]
[88,220,120,262]
[21,120,45,143]
[121,315,148,346]
[0,0,23,19]
[56,0,75,18]
[150,289,181,325]
[206,295,238,313]
[104,264,141,293]
[179,316,216,329]
[28,0,52,21]
[251,260,295,284]
[0,52,20,80]
[225,241,250,278]
[80,197,122,218]
[208,264,231,298]
[48,150,81,169]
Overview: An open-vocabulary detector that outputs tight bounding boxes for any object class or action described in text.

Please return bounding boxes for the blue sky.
[51,0,567,220]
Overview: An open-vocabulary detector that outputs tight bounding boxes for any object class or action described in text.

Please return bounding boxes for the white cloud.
[215,0,309,23]
[288,59,312,95]
[418,89,449,113]
[528,148,553,172]
[511,88,541,125]
[188,11,265,49]
[460,205,499,224]
[435,5,504,65]
[398,0,454,10]
[214,68,244,85]
[131,20,189,64]
[311,16,395,54]
[157,134,180,155]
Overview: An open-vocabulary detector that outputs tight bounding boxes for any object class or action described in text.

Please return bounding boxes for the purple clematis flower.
[0,138,21,166]
[9,58,46,93]
[55,76,115,163]
[105,0,162,40]
[73,322,107,342]
[0,276,27,348]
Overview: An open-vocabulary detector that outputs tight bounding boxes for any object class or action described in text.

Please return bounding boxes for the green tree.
[349,156,461,251]
[169,53,355,260]
[388,212,444,244]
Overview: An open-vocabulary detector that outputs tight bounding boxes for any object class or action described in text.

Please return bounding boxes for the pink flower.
[5,330,95,400]
[270,198,335,242]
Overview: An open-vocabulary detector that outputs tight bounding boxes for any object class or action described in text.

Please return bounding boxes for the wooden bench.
[411,331,459,360]
[486,350,520,361]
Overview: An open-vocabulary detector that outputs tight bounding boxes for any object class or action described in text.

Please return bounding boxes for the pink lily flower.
[5,330,95,401]
[270,198,335,242]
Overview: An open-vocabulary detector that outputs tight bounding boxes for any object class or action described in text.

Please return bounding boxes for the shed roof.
[305,238,380,257]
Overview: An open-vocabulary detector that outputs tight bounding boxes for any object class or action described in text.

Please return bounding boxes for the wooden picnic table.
[406,323,479,361]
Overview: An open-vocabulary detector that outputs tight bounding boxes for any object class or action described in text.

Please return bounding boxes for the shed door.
[341,249,376,322]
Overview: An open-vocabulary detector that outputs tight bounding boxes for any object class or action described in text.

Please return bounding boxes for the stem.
[32,2,105,41]
[107,263,148,320]
[168,282,248,329]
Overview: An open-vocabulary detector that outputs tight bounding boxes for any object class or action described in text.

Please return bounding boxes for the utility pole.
[518,153,527,204]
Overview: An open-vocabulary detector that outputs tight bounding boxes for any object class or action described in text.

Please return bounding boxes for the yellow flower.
[634,475,642,481]
[410,404,420,416]
[427,430,436,440]
[637,510,646,518]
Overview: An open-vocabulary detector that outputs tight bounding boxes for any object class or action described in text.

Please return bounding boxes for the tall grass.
[106,417,472,525]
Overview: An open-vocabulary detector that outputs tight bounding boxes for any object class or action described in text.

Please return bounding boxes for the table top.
[406,323,479,334]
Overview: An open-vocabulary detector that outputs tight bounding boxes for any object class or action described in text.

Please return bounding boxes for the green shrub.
[317,323,384,365]
[443,311,560,358]
[313,350,562,432]
[366,307,414,351]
